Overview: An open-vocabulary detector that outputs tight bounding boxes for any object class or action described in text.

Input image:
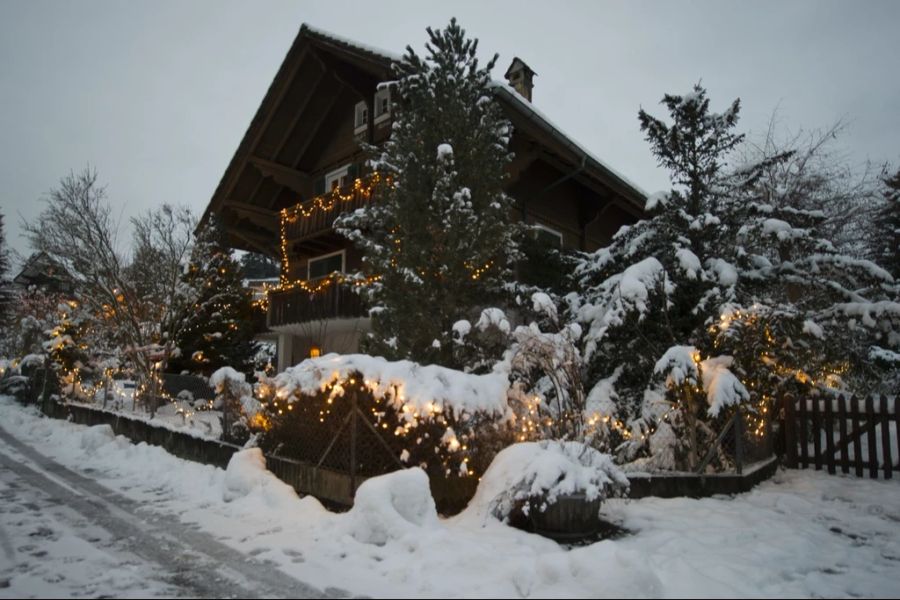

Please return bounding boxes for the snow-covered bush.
[467,441,628,523]
[210,366,259,443]
[254,354,514,500]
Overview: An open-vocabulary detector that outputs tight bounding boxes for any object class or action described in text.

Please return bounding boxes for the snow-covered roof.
[202,23,646,235]
[300,23,647,204]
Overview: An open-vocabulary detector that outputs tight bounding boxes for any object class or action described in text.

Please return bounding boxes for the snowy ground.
[1,395,899,599]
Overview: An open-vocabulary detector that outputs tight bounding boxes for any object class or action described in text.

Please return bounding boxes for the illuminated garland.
[279,173,388,286]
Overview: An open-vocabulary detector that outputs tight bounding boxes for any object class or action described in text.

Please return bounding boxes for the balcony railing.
[281,175,383,243]
[267,279,367,328]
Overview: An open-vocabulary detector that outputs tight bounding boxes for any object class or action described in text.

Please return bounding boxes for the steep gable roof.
[201,23,646,239]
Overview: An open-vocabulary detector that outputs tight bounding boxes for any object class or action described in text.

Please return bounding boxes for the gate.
[781,394,899,479]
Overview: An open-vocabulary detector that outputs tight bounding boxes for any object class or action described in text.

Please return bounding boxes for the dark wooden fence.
[782,394,898,479]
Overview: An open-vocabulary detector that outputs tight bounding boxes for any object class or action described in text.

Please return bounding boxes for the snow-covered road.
[0,423,331,599]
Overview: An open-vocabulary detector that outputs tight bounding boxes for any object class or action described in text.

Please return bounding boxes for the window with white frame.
[325,165,350,192]
[373,87,391,123]
[533,223,564,247]
[354,101,368,134]
[307,250,345,281]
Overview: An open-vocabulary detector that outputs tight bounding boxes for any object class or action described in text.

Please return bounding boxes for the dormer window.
[373,87,391,123]
[354,101,368,134]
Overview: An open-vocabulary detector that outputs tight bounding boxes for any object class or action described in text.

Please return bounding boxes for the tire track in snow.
[0,423,336,599]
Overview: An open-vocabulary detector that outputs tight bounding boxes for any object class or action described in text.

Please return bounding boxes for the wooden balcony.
[267,280,367,328]
[281,181,374,244]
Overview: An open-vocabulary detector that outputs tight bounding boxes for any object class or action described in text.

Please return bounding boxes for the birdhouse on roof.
[504,57,536,103]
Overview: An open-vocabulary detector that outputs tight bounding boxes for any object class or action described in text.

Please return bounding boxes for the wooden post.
[783,393,798,469]
[811,396,822,471]
[866,396,878,479]
[685,386,698,472]
[733,406,744,476]
[881,395,892,480]
[852,396,864,477]
[838,395,849,474]
[798,394,809,468]
[350,387,358,498]
[824,394,835,475]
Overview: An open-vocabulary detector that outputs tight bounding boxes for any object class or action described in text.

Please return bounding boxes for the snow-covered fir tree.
[571,84,897,470]
[870,167,900,280]
[168,216,258,376]
[336,18,518,370]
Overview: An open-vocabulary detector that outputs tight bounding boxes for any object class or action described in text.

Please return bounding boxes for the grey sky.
[2,0,898,263]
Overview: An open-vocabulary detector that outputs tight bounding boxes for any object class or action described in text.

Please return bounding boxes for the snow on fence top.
[271,353,512,419]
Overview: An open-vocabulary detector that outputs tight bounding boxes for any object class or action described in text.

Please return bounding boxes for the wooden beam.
[272,68,327,162]
[291,79,343,169]
[244,65,327,210]
[312,48,376,99]
[222,199,279,231]
[248,157,312,197]
[229,229,278,257]
[212,46,310,216]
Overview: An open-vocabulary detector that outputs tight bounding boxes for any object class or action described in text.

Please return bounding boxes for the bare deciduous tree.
[24,168,199,413]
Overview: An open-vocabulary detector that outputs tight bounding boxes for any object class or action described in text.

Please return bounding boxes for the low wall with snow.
[49,400,362,506]
[45,400,779,506]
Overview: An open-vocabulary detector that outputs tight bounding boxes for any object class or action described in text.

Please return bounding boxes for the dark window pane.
[308,254,344,280]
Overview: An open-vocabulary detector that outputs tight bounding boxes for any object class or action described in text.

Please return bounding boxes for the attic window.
[373,87,391,123]
[354,101,368,134]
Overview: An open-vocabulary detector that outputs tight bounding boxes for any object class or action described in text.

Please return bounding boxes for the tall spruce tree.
[336,18,518,369]
[871,168,900,280]
[168,217,258,376]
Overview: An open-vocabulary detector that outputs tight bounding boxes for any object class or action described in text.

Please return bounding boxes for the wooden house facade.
[200,24,645,371]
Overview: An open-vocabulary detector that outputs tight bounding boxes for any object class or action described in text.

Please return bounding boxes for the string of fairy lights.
[272,171,496,301]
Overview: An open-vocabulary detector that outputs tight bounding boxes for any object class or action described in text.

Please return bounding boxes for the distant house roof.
[201,23,646,243]
[13,252,74,292]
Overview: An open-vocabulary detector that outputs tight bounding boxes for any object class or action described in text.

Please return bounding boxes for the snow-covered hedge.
[255,354,516,488]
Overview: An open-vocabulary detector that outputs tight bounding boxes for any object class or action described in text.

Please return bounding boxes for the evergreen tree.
[336,18,518,369]
[239,252,279,280]
[168,217,258,376]
[572,84,898,469]
[0,212,11,329]
[870,168,900,280]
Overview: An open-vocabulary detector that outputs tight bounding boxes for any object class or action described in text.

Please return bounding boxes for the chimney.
[504,57,536,103]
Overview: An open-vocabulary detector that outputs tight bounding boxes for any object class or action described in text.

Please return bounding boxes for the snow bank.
[465,441,628,522]
[79,424,116,452]
[344,468,440,545]
[4,397,900,598]
[272,353,511,418]
[223,448,299,509]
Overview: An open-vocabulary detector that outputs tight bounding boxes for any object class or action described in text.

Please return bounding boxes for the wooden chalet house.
[200,24,646,372]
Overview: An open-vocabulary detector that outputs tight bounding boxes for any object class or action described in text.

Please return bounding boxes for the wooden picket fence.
[782,394,899,479]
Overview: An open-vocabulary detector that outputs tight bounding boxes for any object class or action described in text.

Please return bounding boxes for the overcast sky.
[2,0,898,263]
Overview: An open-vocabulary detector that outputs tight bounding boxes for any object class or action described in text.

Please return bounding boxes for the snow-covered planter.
[469,441,629,540]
